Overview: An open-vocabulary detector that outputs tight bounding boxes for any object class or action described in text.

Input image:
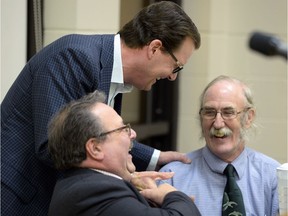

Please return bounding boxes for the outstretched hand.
[130,172,176,206]
[156,151,191,170]
[130,171,196,206]
[140,183,177,206]
[130,171,174,191]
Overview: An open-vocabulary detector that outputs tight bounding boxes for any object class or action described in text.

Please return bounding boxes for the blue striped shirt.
[159,146,280,216]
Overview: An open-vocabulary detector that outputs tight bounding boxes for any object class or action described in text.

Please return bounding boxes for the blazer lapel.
[124,181,149,205]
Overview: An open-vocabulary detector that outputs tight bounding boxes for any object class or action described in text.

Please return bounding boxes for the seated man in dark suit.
[47,91,201,216]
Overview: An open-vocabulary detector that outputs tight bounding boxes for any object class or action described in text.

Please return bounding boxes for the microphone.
[249,32,287,60]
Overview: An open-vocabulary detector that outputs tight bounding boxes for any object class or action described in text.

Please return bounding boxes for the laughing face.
[200,80,255,162]
[125,37,195,91]
[93,103,137,180]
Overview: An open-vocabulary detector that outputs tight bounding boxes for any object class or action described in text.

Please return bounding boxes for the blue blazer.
[48,168,201,216]
[1,34,154,215]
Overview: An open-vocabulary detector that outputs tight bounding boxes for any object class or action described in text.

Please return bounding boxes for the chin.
[126,160,136,173]
[145,81,156,91]
[128,166,136,174]
[143,85,152,91]
[129,166,136,173]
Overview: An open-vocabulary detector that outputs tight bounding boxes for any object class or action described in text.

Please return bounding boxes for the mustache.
[210,127,232,137]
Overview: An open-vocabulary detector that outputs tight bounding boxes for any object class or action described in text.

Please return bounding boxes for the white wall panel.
[1,0,27,101]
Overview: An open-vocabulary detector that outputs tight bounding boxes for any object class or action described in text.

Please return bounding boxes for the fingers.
[130,171,174,191]
[180,154,192,164]
[158,151,192,166]
[190,196,195,202]
[139,189,154,201]
[140,183,177,206]
[132,171,174,180]
[130,173,157,191]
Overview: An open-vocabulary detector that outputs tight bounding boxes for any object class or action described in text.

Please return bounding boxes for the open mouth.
[210,127,231,139]
[214,135,227,139]
[214,130,226,138]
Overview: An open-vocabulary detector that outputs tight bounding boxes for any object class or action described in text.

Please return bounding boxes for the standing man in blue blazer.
[1,1,201,215]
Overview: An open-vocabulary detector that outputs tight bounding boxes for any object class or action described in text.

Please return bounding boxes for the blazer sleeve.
[49,172,201,216]
[30,36,103,166]
[97,191,201,216]
[131,140,155,171]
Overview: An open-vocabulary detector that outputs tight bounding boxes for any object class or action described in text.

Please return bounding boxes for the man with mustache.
[159,75,280,215]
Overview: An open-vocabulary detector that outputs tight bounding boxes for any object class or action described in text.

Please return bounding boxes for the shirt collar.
[203,145,247,179]
[110,34,133,91]
[231,148,247,178]
[91,168,122,180]
[112,34,123,84]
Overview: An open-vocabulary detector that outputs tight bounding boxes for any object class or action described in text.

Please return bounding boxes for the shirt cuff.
[146,149,160,171]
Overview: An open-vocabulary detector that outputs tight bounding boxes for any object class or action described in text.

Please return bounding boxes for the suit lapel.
[114,94,122,114]
[124,181,149,205]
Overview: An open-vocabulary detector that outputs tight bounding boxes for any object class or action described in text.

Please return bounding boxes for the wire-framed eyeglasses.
[199,107,251,120]
[99,123,131,137]
[166,49,184,74]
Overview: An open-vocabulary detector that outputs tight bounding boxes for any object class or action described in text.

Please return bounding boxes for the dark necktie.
[222,164,246,216]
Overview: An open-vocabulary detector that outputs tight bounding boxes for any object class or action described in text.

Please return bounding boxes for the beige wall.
[2,0,287,163]
[44,0,120,44]
[1,0,27,100]
[179,0,287,163]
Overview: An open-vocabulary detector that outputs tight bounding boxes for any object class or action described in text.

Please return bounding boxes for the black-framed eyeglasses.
[166,49,184,74]
[99,123,131,137]
[199,107,251,120]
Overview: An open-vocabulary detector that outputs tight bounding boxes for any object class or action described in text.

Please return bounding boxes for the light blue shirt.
[159,146,280,216]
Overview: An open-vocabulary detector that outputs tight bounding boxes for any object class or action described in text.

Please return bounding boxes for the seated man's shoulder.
[160,148,203,171]
[246,147,281,169]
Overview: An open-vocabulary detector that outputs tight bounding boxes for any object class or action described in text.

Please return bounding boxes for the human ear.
[148,39,163,56]
[245,108,255,128]
[86,138,104,160]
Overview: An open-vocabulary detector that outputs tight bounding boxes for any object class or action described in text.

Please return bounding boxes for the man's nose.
[130,129,137,140]
[167,72,178,81]
[213,113,225,129]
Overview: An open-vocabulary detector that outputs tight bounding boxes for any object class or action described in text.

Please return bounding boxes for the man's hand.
[130,171,174,191]
[130,171,196,206]
[157,151,191,170]
[140,183,177,206]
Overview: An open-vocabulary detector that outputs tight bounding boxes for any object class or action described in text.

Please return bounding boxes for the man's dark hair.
[118,1,201,51]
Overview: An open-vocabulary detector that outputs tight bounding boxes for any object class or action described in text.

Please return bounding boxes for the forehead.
[92,103,122,126]
[203,81,245,108]
[175,37,195,64]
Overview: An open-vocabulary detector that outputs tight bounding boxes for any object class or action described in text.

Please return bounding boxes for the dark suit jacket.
[1,34,154,215]
[48,168,201,216]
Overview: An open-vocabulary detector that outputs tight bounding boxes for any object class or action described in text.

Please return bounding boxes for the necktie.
[222,164,246,216]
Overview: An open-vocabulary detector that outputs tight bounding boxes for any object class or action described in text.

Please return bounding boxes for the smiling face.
[147,37,195,89]
[92,103,136,180]
[125,37,196,91]
[200,80,255,162]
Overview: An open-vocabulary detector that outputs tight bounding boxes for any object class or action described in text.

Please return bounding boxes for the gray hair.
[48,91,107,170]
[199,75,257,143]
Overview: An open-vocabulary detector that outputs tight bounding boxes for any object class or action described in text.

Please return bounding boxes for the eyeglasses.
[199,107,251,120]
[166,49,184,74]
[99,123,131,137]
